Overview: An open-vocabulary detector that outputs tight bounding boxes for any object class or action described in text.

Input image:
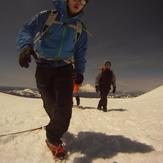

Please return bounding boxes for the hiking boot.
[103,106,107,112]
[45,139,67,160]
[97,104,102,110]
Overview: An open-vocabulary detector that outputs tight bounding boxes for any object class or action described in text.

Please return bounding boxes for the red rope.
[0,126,46,137]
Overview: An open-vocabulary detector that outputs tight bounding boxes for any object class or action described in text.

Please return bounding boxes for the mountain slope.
[0,86,163,163]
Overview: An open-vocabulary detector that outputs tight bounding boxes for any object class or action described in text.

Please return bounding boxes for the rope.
[0,125,46,138]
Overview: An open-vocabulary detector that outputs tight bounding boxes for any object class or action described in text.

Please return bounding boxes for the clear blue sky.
[0,0,163,91]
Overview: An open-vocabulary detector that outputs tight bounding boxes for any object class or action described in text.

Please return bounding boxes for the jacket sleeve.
[111,71,116,88]
[74,30,88,74]
[95,71,102,86]
[16,11,49,52]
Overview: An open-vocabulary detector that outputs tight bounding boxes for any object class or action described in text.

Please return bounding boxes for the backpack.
[34,10,83,44]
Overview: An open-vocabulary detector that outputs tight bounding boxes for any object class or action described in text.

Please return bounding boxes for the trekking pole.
[0,125,46,138]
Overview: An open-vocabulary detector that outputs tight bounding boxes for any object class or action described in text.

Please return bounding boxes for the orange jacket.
[73,83,80,94]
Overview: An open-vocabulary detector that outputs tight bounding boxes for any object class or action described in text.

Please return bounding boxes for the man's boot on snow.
[97,104,102,110]
[45,139,67,160]
[103,106,107,112]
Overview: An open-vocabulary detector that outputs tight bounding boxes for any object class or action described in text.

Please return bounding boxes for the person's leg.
[35,64,55,119]
[35,64,58,142]
[97,87,103,110]
[97,99,102,110]
[45,64,73,144]
[98,86,105,110]
[100,86,109,112]
[103,87,109,112]
[76,95,80,106]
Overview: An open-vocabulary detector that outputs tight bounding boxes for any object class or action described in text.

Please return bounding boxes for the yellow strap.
[52,21,93,37]
[34,10,92,44]
[46,11,58,26]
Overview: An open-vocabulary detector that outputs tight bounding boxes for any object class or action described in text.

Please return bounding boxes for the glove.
[112,86,116,93]
[73,73,84,85]
[95,85,99,93]
[19,47,37,68]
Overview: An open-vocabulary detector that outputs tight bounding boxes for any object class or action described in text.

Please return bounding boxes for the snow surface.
[0,86,163,163]
[80,84,95,92]
[7,89,41,98]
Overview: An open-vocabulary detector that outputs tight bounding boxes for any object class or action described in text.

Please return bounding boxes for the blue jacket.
[16,0,88,74]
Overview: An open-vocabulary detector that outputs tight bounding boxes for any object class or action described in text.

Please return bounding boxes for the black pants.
[98,85,110,110]
[75,95,80,106]
[35,64,73,144]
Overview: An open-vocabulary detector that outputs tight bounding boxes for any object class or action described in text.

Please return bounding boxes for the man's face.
[67,0,87,15]
[105,63,111,69]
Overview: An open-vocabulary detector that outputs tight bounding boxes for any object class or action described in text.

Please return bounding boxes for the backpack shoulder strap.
[34,10,58,44]
[43,10,58,31]
[34,11,91,45]
[75,21,92,40]
[76,21,83,41]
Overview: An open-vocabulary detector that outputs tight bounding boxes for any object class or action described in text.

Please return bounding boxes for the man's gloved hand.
[95,85,99,93]
[19,47,37,68]
[73,73,84,85]
[112,86,116,93]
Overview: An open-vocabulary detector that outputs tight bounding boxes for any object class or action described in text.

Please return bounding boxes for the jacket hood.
[52,0,84,20]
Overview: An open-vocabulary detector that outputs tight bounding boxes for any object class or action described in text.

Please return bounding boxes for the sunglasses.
[74,0,88,6]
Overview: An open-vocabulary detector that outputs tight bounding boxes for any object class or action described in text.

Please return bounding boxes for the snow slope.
[0,86,163,163]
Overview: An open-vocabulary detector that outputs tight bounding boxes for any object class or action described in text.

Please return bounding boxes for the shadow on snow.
[73,105,127,112]
[63,132,154,163]
[73,105,96,110]
[107,108,127,112]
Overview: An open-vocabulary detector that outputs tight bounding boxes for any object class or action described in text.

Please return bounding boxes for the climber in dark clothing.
[95,61,116,112]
